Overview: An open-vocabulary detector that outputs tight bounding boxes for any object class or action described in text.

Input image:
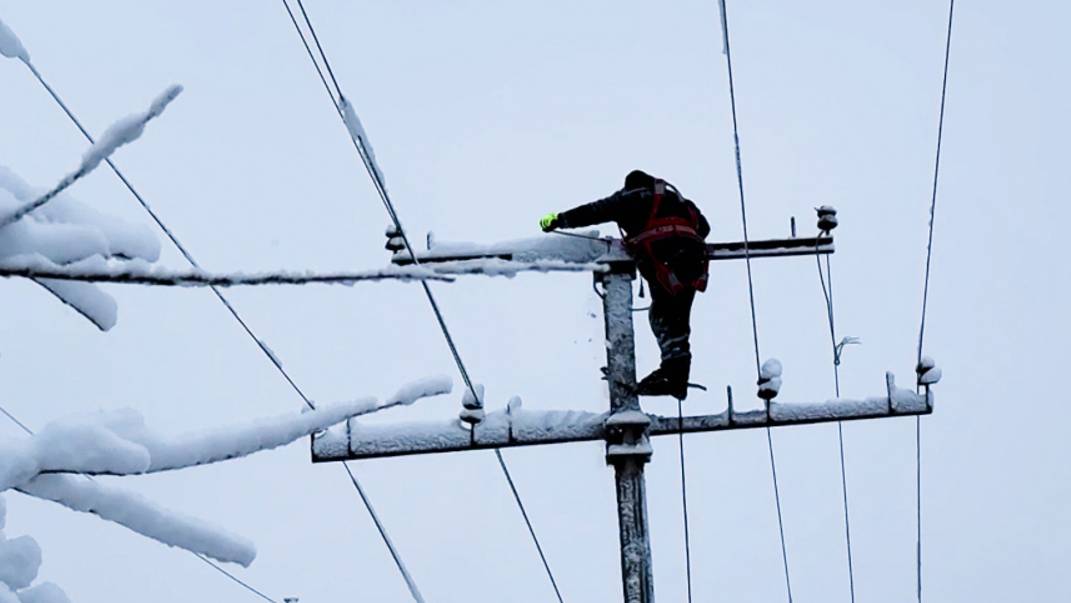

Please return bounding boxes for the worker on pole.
[540,170,710,399]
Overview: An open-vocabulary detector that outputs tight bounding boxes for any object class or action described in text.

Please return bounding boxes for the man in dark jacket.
[539,170,710,399]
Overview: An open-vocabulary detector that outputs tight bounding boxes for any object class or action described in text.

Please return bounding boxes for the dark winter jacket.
[557,183,710,283]
[557,185,710,239]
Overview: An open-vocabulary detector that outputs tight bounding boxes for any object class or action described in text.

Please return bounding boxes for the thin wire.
[295,0,344,100]
[917,0,956,366]
[677,399,694,603]
[717,0,792,598]
[0,403,34,436]
[279,0,339,113]
[21,55,422,595]
[494,449,565,603]
[765,428,792,603]
[915,3,956,600]
[341,462,426,603]
[282,3,563,598]
[816,247,856,603]
[196,554,281,603]
[718,0,761,376]
[916,416,923,603]
[0,403,281,603]
[22,62,315,412]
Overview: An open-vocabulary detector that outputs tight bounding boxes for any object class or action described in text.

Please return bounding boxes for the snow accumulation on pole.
[0,85,181,229]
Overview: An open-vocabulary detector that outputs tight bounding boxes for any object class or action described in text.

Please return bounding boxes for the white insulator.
[816,205,839,232]
[385,224,401,238]
[758,376,782,401]
[917,366,942,386]
[460,407,485,425]
[919,367,942,385]
[916,357,941,385]
[385,236,406,252]
[760,358,783,380]
[507,396,523,414]
[462,384,485,410]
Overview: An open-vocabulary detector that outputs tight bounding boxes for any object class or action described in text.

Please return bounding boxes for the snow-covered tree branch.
[0,377,451,599]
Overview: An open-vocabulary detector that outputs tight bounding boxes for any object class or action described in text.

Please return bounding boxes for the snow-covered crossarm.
[312,372,932,461]
[389,232,833,268]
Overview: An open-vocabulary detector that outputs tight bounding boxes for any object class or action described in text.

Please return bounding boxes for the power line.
[677,399,694,603]
[816,249,857,603]
[196,554,281,603]
[20,56,417,597]
[0,264,450,287]
[716,0,793,599]
[340,463,426,603]
[0,403,281,603]
[294,0,344,100]
[915,2,956,601]
[917,0,956,366]
[280,3,564,599]
[494,449,565,603]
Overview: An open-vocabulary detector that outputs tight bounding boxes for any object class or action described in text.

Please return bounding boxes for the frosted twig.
[0,85,181,229]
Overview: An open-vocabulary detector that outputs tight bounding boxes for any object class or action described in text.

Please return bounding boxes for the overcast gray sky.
[1,1,1069,601]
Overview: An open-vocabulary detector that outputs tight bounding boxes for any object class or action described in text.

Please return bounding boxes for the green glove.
[540,212,560,232]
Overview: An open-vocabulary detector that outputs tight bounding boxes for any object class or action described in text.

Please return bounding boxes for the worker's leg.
[648,282,696,367]
[641,282,696,397]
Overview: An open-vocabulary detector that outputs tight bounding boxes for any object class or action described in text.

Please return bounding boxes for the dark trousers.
[646,279,696,368]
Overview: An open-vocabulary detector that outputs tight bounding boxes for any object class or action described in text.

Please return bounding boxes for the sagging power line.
[13,37,420,603]
[280,2,564,600]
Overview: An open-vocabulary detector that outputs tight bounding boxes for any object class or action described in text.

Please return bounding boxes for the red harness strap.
[624,180,709,295]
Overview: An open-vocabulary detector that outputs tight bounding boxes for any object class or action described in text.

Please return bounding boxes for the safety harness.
[624,179,709,295]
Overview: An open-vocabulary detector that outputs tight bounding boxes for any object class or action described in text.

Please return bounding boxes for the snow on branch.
[3,377,452,486]
[38,377,452,476]
[0,86,181,229]
[0,256,453,287]
[0,376,450,568]
[17,475,256,567]
[0,493,69,603]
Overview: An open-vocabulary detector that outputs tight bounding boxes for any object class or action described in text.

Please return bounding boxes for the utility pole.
[313,213,937,602]
[599,252,654,602]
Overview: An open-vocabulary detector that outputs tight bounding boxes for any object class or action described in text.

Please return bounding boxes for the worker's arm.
[554,191,632,229]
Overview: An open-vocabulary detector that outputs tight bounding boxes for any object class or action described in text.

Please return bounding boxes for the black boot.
[637,358,690,400]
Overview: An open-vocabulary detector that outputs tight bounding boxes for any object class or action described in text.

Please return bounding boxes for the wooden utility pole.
[312,222,936,603]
